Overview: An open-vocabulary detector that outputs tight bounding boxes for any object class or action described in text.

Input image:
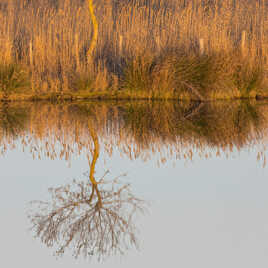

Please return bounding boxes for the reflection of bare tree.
[28,121,146,261]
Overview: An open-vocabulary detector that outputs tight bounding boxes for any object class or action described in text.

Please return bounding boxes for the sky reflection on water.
[1,100,268,267]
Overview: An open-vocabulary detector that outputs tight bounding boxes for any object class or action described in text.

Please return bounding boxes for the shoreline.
[1,91,268,102]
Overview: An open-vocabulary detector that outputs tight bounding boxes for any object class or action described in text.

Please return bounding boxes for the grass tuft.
[0,63,30,100]
[233,61,264,98]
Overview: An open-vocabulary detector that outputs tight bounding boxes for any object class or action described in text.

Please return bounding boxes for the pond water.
[1,100,268,268]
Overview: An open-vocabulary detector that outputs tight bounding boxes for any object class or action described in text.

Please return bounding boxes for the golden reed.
[0,0,267,99]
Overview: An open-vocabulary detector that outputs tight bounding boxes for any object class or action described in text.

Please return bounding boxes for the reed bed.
[0,0,267,100]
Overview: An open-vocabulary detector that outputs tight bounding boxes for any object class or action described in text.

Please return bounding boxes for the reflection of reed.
[0,102,30,137]
[0,101,267,164]
[0,103,30,155]
[28,123,146,260]
[121,100,266,150]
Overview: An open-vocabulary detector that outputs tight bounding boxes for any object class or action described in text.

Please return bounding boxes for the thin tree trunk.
[87,0,98,64]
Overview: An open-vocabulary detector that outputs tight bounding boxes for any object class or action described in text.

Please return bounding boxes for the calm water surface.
[1,100,268,267]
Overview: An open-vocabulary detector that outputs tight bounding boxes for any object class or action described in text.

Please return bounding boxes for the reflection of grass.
[0,101,267,163]
[122,102,181,147]
[121,100,265,150]
[0,103,30,137]
[179,101,264,149]
[233,101,262,138]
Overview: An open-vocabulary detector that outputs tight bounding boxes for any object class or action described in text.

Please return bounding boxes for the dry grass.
[0,0,267,99]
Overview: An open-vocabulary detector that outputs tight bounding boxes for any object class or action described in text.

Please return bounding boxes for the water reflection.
[28,122,146,261]
[0,100,267,164]
[0,102,29,138]
[2,100,268,262]
[122,100,265,149]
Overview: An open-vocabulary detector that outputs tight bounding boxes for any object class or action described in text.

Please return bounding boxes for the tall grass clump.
[122,56,155,96]
[233,60,265,98]
[0,63,29,100]
[121,51,241,100]
[168,53,225,100]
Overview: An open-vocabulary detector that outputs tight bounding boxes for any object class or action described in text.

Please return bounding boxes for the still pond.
[1,100,268,267]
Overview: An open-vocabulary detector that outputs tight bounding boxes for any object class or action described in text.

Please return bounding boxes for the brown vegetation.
[0,100,268,166]
[0,0,267,99]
